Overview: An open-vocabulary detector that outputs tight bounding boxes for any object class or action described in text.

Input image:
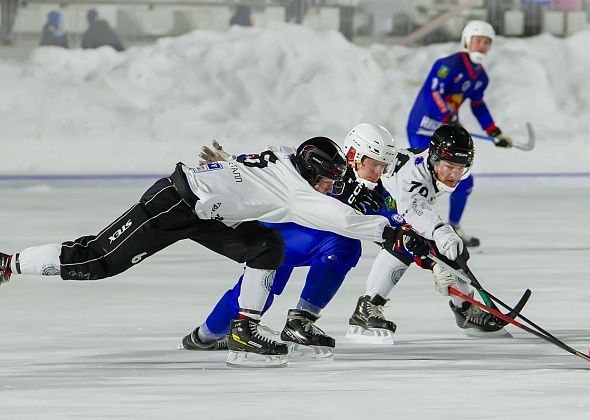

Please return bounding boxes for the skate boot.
[178,327,228,351]
[345,294,396,344]
[227,318,288,367]
[451,224,480,248]
[280,309,335,360]
[450,301,511,337]
[0,253,12,285]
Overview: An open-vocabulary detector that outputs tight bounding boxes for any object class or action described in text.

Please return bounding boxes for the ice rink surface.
[1,176,589,419]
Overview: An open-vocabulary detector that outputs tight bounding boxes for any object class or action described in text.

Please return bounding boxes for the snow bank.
[0,24,587,174]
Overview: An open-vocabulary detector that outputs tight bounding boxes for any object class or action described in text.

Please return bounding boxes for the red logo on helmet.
[346,147,357,164]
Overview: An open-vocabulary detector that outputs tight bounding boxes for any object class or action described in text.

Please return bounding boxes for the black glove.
[334,167,384,213]
[488,127,513,148]
[382,224,431,258]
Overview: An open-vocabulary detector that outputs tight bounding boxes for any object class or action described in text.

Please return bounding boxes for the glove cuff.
[487,127,502,138]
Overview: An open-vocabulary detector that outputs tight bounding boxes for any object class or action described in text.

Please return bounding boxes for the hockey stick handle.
[449,287,590,363]
[416,122,534,151]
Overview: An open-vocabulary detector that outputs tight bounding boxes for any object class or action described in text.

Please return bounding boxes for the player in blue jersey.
[179,123,407,357]
[407,20,514,247]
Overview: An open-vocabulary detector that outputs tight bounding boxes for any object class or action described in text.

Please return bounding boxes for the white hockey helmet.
[461,20,495,64]
[344,123,397,168]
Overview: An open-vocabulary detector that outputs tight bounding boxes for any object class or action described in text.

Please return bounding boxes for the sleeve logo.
[437,65,449,79]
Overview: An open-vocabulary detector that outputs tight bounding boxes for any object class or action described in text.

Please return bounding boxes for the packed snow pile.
[0,23,587,175]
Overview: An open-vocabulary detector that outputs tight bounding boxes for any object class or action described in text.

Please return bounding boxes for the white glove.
[199,140,236,164]
[432,224,463,261]
[432,263,458,296]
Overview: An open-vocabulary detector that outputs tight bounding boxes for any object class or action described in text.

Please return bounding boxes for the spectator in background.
[230,5,253,27]
[82,9,124,51]
[40,10,68,48]
[0,0,19,45]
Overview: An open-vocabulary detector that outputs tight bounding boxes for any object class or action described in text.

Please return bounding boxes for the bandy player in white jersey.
[0,136,430,366]
[346,125,508,342]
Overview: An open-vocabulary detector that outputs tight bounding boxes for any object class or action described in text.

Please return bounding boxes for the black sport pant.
[60,177,284,280]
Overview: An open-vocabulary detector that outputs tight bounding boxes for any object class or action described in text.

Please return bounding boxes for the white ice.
[0,177,588,419]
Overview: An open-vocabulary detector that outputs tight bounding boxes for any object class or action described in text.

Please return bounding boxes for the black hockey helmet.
[295,137,348,185]
[428,125,474,168]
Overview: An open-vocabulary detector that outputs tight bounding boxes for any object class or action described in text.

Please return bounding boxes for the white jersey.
[381,149,447,240]
[181,145,389,243]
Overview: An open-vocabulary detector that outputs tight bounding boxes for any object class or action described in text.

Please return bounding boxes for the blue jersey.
[407,51,497,137]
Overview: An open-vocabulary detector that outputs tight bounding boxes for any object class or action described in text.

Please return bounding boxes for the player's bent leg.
[180,268,285,351]
[281,236,361,358]
[194,223,288,366]
[229,268,288,367]
[346,248,409,344]
[299,236,361,309]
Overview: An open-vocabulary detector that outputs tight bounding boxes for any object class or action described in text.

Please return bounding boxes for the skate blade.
[286,342,334,361]
[463,327,512,338]
[344,325,395,345]
[226,350,288,368]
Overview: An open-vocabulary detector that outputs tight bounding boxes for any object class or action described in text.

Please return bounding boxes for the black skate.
[280,309,335,360]
[346,294,396,344]
[178,327,228,351]
[227,318,288,367]
[451,224,480,248]
[450,301,511,337]
[0,253,12,285]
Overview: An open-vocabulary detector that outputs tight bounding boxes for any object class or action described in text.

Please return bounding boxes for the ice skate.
[450,301,511,338]
[345,295,396,344]
[178,327,228,351]
[451,224,480,248]
[280,309,335,360]
[227,318,288,368]
[0,253,12,285]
